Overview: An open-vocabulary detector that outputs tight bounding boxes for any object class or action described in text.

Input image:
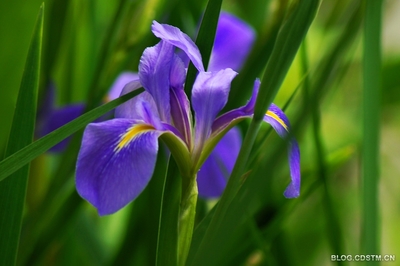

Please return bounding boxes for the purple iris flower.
[106,13,256,199]
[75,20,300,215]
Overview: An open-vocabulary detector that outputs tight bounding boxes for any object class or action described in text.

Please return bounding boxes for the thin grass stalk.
[85,0,129,108]
[362,0,382,261]
[300,41,345,264]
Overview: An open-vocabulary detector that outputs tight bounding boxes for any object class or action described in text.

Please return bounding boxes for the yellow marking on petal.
[266,110,289,131]
[115,124,155,152]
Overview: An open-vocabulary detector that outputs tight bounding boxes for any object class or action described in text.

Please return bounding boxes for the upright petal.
[197,127,241,198]
[152,21,204,72]
[208,12,255,72]
[107,72,139,102]
[192,69,237,156]
[76,118,161,215]
[170,87,192,147]
[170,54,186,89]
[139,40,174,122]
[114,79,158,120]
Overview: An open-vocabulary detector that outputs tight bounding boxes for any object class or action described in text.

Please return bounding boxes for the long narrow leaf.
[0,4,44,265]
[362,0,382,260]
[190,1,320,264]
[156,157,181,266]
[0,88,144,182]
[184,0,222,98]
[254,0,321,120]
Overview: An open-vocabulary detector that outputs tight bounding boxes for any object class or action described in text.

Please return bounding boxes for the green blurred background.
[1,0,399,265]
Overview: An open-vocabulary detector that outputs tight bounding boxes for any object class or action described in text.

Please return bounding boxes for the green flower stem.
[178,176,198,266]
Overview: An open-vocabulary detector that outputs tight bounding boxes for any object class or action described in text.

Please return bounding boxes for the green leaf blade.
[0,4,44,265]
[254,0,321,121]
[0,88,144,182]
[189,1,321,264]
[362,0,382,261]
[184,0,222,98]
[156,157,181,266]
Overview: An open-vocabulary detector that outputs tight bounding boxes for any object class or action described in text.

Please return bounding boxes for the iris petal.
[114,80,158,120]
[263,104,291,137]
[263,104,300,198]
[197,127,241,198]
[208,12,255,72]
[212,79,260,134]
[170,87,192,146]
[210,82,300,198]
[107,72,139,102]
[76,119,161,215]
[284,141,300,198]
[192,69,237,155]
[152,21,204,72]
[170,54,186,89]
[139,40,174,122]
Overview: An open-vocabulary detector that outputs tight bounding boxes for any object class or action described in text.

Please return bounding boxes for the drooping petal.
[263,104,300,198]
[139,40,174,122]
[107,72,139,102]
[76,118,161,215]
[208,12,255,72]
[152,21,204,72]
[284,141,300,198]
[263,103,291,137]
[211,79,260,134]
[209,81,300,198]
[197,127,241,198]
[192,69,237,155]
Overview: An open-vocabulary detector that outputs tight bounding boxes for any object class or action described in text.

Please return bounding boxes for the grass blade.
[189,1,320,263]
[0,4,44,264]
[362,0,382,260]
[0,88,144,182]
[156,157,181,266]
[300,41,345,263]
[254,0,321,120]
[184,0,222,98]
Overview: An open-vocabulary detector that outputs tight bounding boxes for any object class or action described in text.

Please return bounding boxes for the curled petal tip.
[285,140,301,198]
[283,185,300,198]
[151,21,204,72]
